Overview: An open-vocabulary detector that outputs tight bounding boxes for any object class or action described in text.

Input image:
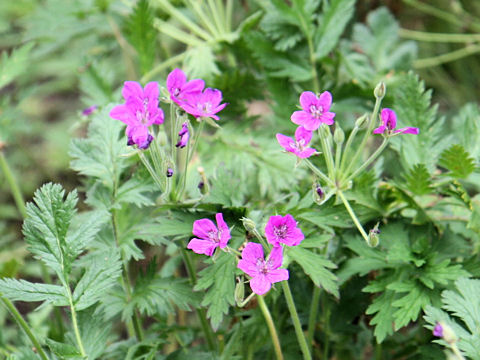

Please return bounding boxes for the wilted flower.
[166,168,174,177]
[180,88,227,121]
[433,322,443,337]
[373,108,419,136]
[176,121,189,148]
[265,214,304,247]
[291,91,336,131]
[237,243,289,295]
[187,213,231,256]
[276,126,317,158]
[82,105,97,116]
[110,81,164,149]
[166,68,205,105]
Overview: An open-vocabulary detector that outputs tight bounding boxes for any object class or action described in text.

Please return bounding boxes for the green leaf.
[314,0,356,59]
[439,144,476,179]
[69,106,128,190]
[23,183,78,282]
[195,252,237,330]
[365,289,396,343]
[45,339,82,359]
[184,45,220,82]
[115,175,156,207]
[125,0,156,75]
[424,278,480,359]
[351,7,416,71]
[0,43,34,88]
[73,251,122,310]
[0,278,67,306]
[391,72,447,171]
[288,246,339,298]
[404,163,432,195]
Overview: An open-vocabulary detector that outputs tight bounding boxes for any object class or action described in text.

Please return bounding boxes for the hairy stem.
[65,287,86,356]
[1,297,49,360]
[0,151,27,218]
[414,44,480,69]
[307,285,320,351]
[281,281,311,360]
[257,295,284,360]
[399,28,480,43]
[345,138,389,182]
[303,159,335,187]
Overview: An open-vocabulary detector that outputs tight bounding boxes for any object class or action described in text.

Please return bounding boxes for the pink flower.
[110,81,164,149]
[276,126,317,158]
[373,108,419,135]
[175,121,189,148]
[166,68,205,105]
[237,243,289,295]
[187,213,231,256]
[265,214,304,247]
[180,88,227,121]
[291,91,335,131]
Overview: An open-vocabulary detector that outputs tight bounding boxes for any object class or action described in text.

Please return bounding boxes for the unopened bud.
[157,131,168,146]
[355,114,369,128]
[367,224,380,247]
[235,277,245,307]
[334,127,345,145]
[374,81,386,100]
[241,217,257,233]
[320,123,332,139]
[434,321,457,344]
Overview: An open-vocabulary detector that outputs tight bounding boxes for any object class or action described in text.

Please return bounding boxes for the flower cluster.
[187,213,304,296]
[277,91,335,158]
[110,69,227,150]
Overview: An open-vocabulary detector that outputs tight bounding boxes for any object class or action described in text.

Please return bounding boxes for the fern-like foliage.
[439,144,476,179]
[125,0,156,75]
[424,278,480,359]
[0,43,34,88]
[404,163,432,195]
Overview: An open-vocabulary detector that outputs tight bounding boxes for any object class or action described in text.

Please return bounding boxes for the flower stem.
[141,52,186,83]
[343,97,382,179]
[0,151,27,218]
[177,119,205,200]
[139,151,164,191]
[256,295,284,360]
[345,138,389,182]
[181,249,216,352]
[318,126,335,179]
[339,125,359,175]
[450,343,466,360]
[307,285,320,351]
[399,28,480,43]
[414,44,480,69]
[303,159,335,187]
[1,297,49,360]
[64,286,86,356]
[281,281,312,360]
[337,190,369,243]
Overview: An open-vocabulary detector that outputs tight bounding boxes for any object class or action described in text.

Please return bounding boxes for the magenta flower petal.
[265,214,304,247]
[268,245,284,268]
[321,112,335,125]
[144,82,159,102]
[215,213,231,248]
[395,127,419,134]
[291,110,311,126]
[295,126,312,144]
[192,218,217,239]
[318,91,332,110]
[299,91,317,109]
[373,125,386,134]
[166,68,186,96]
[381,108,397,130]
[122,81,144,101]
[250,275,272,295]
[266,269,289,283]
[110,104,132,124]
[297,148,316,158]
[187,239,217,256]
[182,78,205,93]
[180,87,227,120]
[176,121,190,148]
[276,133,295,150]
[126,124,153,149]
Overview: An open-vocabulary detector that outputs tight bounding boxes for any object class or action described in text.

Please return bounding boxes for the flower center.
[207,230,219,243]
[295,139,305,151]
[173,87,181,97]
[309,105,323,119]
[198,102,212,114]
[256,258,272,274]
[274,224,287,240]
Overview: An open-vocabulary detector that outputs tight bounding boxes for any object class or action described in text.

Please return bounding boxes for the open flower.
[276,126,316,158]
[110,81,164,149]
[265,214,304,247]
[166,68,205,105]
[187,213,231,256]
[180,88,227,121]
[176,121,189,148]
[373,108,419,135]
[291,91,335,131]
[237,243,289,295]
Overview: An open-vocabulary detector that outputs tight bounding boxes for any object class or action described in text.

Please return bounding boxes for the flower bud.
[367,225,380,247]
[241,217,257,233]
[313,183,325,204]
[157,131,168,146]
[235,277,245,307]
[320,123,332,139]
[166,168,173,177]
[334,127,345,145]
[374,81,386,100]
[434,321,457,344]
[355,114,369,128]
